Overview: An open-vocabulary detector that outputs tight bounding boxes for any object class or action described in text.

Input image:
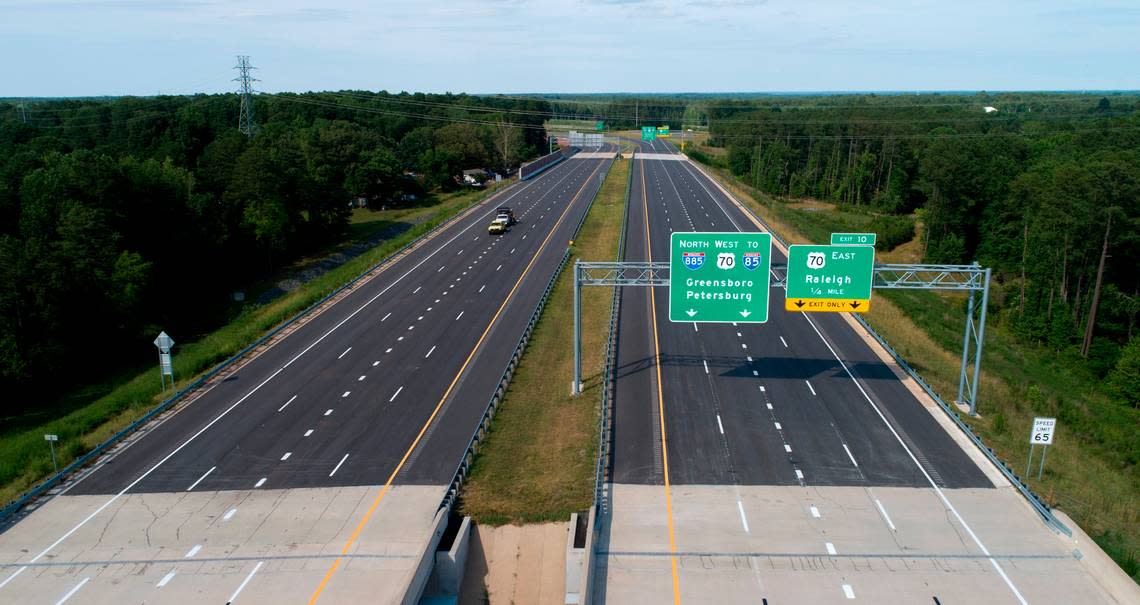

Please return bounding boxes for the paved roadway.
[0,147,615,604]
[596,139,1123,604]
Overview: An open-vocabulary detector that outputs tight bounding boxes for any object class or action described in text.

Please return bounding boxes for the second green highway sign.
[669,232,772,323]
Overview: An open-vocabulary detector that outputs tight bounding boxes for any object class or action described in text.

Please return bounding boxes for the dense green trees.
[707,93,1140,381]
[0,92,547,406]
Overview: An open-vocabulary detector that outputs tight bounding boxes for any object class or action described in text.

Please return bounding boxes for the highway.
[0,147,615,604]
[596,138,1120,603]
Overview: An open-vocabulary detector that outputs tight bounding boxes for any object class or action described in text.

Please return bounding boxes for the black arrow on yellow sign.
[795,300,805,309]
[850,301,861,310]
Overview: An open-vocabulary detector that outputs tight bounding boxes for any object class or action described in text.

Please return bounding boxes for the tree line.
[705,93,1140,402]
[0,92,548,406]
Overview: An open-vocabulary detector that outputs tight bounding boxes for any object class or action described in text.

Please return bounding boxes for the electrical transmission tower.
[233,55,258,137]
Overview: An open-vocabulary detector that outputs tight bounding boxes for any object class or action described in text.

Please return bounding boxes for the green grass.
[458,158,629,524]
[692,158,1140,584]
[0,185,503,507]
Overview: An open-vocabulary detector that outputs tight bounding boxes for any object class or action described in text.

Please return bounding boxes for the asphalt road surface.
[612,138,990,489]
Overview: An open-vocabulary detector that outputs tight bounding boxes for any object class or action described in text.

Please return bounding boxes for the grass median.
[0,185,503,508]
[459,157,629,524]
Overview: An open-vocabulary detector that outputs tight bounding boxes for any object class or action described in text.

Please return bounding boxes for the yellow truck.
[488,216,510,234]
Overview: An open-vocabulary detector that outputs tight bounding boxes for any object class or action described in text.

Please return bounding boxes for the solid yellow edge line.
[641,157,682,605]
[308,157,607,604]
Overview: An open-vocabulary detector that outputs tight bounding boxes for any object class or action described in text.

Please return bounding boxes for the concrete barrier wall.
[520,148,574,180]
[401,508,449,605]
[433,516,472,596]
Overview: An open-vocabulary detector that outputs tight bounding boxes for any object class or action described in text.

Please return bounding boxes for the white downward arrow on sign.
[740,310,752,318]
[686,309,697,317]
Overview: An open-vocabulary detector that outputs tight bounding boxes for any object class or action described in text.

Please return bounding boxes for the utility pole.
[234,55,258,138]
[1082,213,1112,357]
[18,102,27,124]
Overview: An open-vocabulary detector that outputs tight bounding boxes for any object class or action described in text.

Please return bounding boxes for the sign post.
[831,232,877,246]
[44,434,58,473]
[785,245,875,312]
[154,331,175,392]
[1028,417,1056,480]
[669,232,772,323]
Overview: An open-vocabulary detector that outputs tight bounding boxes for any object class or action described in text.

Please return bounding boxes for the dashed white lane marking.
[759,386,765,392]
[337,347,352,359]
[510,248,516,254]
[692,322,698,332]
[752,370,759,376]
[875,499,897,531]
[223,508,237,521]
[186,466,215,491]
[228,561,263,604]
[842,584,855,599]
[703,360,709,374]
[413,286,421,294]
[455,311,464,321]
[341,391,350,398]
[741,343,748,349]
[397,336,405,341]
[254,477,266,488]
[304,429,314,437]
[437,265,445,272]
[746,355,752,362]
[185,544,202,558]
[737,500,750,533]
[277,395,297,412]
[55,577,89,604]
[716,415,724,434]
[810,505,821,519]
[381,312,391,322]
[780,336,788,348]
[330,454,349,477]
[766,403,773,410]
[408,324,415,330]
[843,444,859,467]
[774,422,782,430]
[479,284,486,293]
[736,332,742,337]
[784,444,792,453]
[372,361,380,367]
[280,452,291,461]
[417,315,424,320]
[157,571,176,588]
[425,346,436,358]
[358,375,365,382]
[805,380,816,395]
[435,299,440,303]
[427,307,433,311]
[324,409,333,416]
[794,469,805,480]
[826,542,837,556]
[496,264,503,271]
[390,386,404,402]
[385,347,393,353]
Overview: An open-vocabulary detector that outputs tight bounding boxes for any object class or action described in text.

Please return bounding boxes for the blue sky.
[2,0,1138,97]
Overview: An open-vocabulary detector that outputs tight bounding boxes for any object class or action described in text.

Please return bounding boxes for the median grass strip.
[459,158,629,524]
[691,156,1140,582]
[0,184,503,507]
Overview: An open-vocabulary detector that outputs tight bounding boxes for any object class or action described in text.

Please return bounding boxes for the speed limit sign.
[1030,417,1056,445]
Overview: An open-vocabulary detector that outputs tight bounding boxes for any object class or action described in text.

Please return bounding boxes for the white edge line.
[389,386,404,402]
[277,395,297,412]
[842,443,859,467]
[716,415,724,434]
[157,571,176,588]
[227,561,263,603]
[800,312,1029,605]
[805,380,816,395]
[185,544,202,558]
[337,347,351,359]
[736,500,750,533]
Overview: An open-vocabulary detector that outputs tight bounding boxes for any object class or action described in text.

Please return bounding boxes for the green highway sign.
[657,125,671,138]
[641,126,657,141]
[595,120,605,131]
[831,232,877,246]
[669,232,772,323]
[785,245,874,313]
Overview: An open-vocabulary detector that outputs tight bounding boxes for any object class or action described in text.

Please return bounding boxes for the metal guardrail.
[593,151,633,514]
[438,155,615,513]
[0,183,512,529]
[684,159,1071,536]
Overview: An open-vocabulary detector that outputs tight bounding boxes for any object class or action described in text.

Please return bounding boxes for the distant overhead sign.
[641,126,657,141]
[595,120,605,131]
[657,125,671,138]
[831,232,877,246]
[669,232,772,323]
[785,245,874,313]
